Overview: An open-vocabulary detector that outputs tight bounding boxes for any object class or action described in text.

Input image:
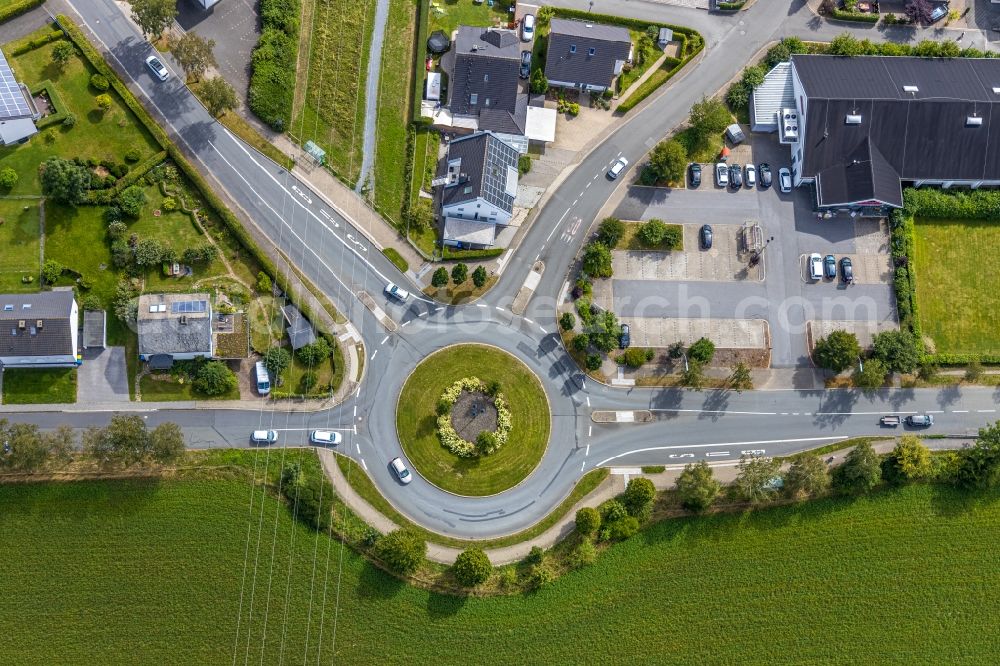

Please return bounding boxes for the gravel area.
[450,390,498,442]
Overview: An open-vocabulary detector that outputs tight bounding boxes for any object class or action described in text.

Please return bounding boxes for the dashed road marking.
[401,320,410,327]
[380,335,389,345]
[524,317,534,324]
[370,350,378,360]
[585,444,590,456]
[476,303,487,308]
[361,458,368,472]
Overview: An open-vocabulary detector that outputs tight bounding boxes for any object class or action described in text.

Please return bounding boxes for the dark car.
[840,256,854,283]
[823,254,836,280]
[759,162,772,188]
[728,164,742,188]
[906,414,934,427]
[688,163,701,188]
[700,224,713,249]
[519,50,531,79]
[619,323,631,349]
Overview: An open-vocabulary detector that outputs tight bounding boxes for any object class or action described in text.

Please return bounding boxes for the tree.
[149,422,185,464]
[41,259,63,285]
[827,34,864,57]
[854,358,888,390]
[129,0,178,40]
[471,265,487,288]
[90,74,109,91]
[117,185,147,218]
[431,267,449,288]
[833,441,882,494]
[194,361,236,396]
[452,548,491,587]
[675,461,719,512]
[296,337,331,366]
[783,454,830,499]
[954,422,1000,490]
[688,337,715,365]
[0,421,49,472]
[587,310,621,353]
[529,68,548,94]
[965,357,983,383]
[95,93,113,112]
[291,472,333,531]
[871,329,920,374]
[585,354,601,371]
[734,455,781,504]
[575,506,601,536]
[0,166,18,189]
[172,31,216,81]
[40,157,89,204]
[729,362,753,392]
[904,0,934,24]
[256,271,272,293]
[642,139,687,185]
[199,75,238,117]
[51,41,75,66]
[451,262,468,285]
[83,414,150,469]
[636,219,668,247]
[572,333,590,353]
[622,477,656,517]
[688,96,731,146]
[813,330,861,373]
[263,346,291,377]
[559,312,576,331]
[375,528,426,575]
[882,435,932,484]
[581,242,613,278]
[597,217,624,247]
[682,359,706,390]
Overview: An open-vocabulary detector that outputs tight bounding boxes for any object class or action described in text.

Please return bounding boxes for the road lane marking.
[581,461,586,471]
[418,311,427,317]
[978,409,996,413]
[593,436,848,467]
[586,396,591,407]
[539,326,549,334]
[524,317,534,324]
[477,303,487,308]
[585,444,590,456]
[401,320,410,327]
[355,443,361,454]
[380,335,389,344]
[588,426,592,437]
[953,410,969,413]
[370,350,378,360]
[435,307,444,313]
[361,458,368,471]
[495,306,505,312]
[650,408,778,416]
[706,451,730,457]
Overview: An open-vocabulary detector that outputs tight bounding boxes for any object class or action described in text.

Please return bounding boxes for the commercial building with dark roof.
[759,54,1000,214]
[544,19,632,93]
[138,293,214,366]
[0,290,78,368]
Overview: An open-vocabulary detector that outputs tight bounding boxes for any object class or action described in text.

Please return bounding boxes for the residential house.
[544,19,632,93]
[138,293,213,368]
[281,303,316,350]
[0,49,39,145]
[761,54,1000,214]
[0,290,78,368]
[435,131,519,248]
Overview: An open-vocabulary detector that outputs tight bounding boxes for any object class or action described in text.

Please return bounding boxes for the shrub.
[601,515,640,541]
[581,241,613,278]
[871,329,920,374]
[0,167,18,189]
[527,563,554,589]
[622,477,656,517]
[62,113,77,128]
[676,461,719,512]
[95,93,113,111]
[621,347,654,368]
[471,265,488,288]
[193,361,236,396]
[247,0,301,131]
[452,548,491,587]
[571,538,597,568]
[263,346,291,376]
[124,148,142,163]
[882,436,932,485]
[107,221,127,240]
[374,528,426,575]
[832,442,882,494]
[585,354,602,371]
[636,219,668,247]
[431,267,449,288]
[529,68,548,94]
[572,333,590,353]
[161,196,177,211]
[688,337,715,364]
[518,154,532,176]
[52,40,75,66]
[299,371,318,391]
[291,472,333,531]
[597,217,624,247]
[117,185,147,218]
[256,271,273,293]
[559,312,576,331]
[575,506,601,536]
[90,73,109,91]
[524,545,544,566]
[41,259,64,284]
[451,262,468,285]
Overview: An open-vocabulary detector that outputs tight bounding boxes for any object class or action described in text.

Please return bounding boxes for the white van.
[255,361,271,395]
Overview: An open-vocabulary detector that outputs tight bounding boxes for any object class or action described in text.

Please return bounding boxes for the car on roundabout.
[310,430,342,445]
[384,282,409,301]
[391,457,413,484]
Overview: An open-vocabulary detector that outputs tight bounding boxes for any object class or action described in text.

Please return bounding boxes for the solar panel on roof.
[0,52,31,119]
[170,300,207,314]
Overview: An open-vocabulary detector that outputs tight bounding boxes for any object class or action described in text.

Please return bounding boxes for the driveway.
[79,347,129,402]
[175,0,258,97]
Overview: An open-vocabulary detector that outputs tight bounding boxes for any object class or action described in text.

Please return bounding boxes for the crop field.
[2,465,999,664]
[291,0,376,184]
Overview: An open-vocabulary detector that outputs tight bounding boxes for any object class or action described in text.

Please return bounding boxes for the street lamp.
[748,236,775,268]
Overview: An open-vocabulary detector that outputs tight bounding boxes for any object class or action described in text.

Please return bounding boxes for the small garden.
[424,262,496,304]
[0,199,41,292]
[259,337,343,399]
[139,358,240,402]
[2,367,76,404]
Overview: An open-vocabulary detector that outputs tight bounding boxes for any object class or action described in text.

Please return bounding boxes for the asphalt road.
[19,0,996,540]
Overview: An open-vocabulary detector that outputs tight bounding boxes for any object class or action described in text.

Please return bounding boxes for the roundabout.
[395,344,551,496]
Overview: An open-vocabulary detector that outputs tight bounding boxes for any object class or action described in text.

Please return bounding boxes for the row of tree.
[813,328,928,388]
[430,263,489,290]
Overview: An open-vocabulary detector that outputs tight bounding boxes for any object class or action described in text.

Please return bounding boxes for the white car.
[607,156,628,179]
[145,55,168,81]
[778,167,792,193]
[744,163,756,188]
[250,430,277,444]
[391,457,412,484]
[808,253,823,280]
[715,162,728,187]
[310,430,342,446]
[521,14,535,42]
[384,282,409,301]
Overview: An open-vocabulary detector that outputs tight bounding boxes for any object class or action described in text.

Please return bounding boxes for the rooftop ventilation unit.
[779,108,799,143]
[845,114,863,125]
[903,85,919,94]
[967,116,984,127]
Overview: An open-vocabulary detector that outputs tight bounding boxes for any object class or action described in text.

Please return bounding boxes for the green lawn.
[139,372,239,401]
[615,221,684,251]
[914,218,1000,355]
[280,352,337,395]
[3,467,1000,663]
[249,295,285,353]
[428,0,511,34]
[0,199,40,292]
[396,344,550,496]
[2,367,76,404]
[1,34,160,196]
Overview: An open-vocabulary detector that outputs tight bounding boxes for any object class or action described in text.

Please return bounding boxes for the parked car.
[391,457,413,484]
[519,50,531,79]
[521,14,535,41]
[384,282,410,301]
[607,156,628,179]
[145,55,168,81]
[840,256,854,284]
[929,4,948,22]
[744,163,756,188]
[310,430,342,446]
[715,162,728,187]
[619,323,631,349]
[251,430,277,445]
[728,164,742,188]
[808,253,823,280]
[688,163,701,188]
[759,162,772,188]
[778,167,792,193]
[824,254,837,280]
[700,224,713,250]
[906,414,934,427]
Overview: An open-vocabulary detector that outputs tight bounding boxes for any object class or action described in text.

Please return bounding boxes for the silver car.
[310,430,342,445]
[391,457,412,484]
[145,55,168,81]
[250,430,277,444]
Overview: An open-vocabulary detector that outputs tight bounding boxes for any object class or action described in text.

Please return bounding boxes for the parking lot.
[620,316,768,349]
[611,224,760,282]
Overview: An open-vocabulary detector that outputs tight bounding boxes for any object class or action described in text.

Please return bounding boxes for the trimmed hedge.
[551,7,701,39]
[440,246,505,260]
[0,0,44,25]
[85,151,168,204]
[412,0,430,123]
[829,9,880,23]
[6,25,61,56]
[30,80,67,129]
[247,0,301,131]
[903,188,1000,220]
[716,1,746,9]
[610,19,704,114]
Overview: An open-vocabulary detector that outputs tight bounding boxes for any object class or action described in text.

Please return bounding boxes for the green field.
[2,367,76,403]
[428,0,510,34]
[396,344,550,496]
[914,218,1000,355]
[0,199,40,292]
[2,466,1000,663]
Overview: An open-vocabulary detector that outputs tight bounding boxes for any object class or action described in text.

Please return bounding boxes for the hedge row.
[6,25,61,56]
[551,7,701,40]
[247,0,301,131]
[829,9,880,22]
[85,151,168,204]
[411,0,430,123]
[888,209,921,346]
[617,26,704,114]
[30,80,67,129]
[902,187,1000,220]
[716,1,746,9]
[0,0,44,25]
[271,390,331,400]
[440,246,505,260]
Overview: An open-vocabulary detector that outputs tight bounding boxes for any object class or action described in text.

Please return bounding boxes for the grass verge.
[615,221,684,251]
[2,367,75,403]
[381,247,408,273]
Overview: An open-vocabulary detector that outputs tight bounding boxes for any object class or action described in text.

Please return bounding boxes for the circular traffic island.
[396,344,550,496]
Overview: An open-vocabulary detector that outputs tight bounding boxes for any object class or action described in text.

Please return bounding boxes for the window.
[569,44,576,54]
[588,47,596,56]
[484,97,490,107]
[484,74,489,82]
[470,93,478,105]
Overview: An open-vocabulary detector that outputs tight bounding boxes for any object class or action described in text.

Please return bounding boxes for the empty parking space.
[612,224,761,282]
[621,317,768,349]
[808,320,898,351]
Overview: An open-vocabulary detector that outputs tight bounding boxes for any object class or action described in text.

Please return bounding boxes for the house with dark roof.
[764,54,1000,214]
[281,304,316,350]
[0,49,39,145]
[0,290,78,368]
[435,132,520,248]
[544,19,631,93]
[138,293,213,367]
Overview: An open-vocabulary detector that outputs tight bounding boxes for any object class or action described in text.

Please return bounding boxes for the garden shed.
[427,31,450,54]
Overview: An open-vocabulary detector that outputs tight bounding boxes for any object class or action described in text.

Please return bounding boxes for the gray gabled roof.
[281,304,316,350]
[545,18,631,88]
[0,291,75,358]
[439,132,519,214]
[448,26,521,124]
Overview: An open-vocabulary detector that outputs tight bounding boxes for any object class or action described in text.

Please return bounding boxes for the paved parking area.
[809,320,898,351]
[611,224,761,282]
[621,317,767,349]
[798,252,892,285]
[78,348,129,402]
[176,0,259,97]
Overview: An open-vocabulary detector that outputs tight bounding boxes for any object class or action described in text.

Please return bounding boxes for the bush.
[527,563,554,590]
[62,113,77,128]
[116,185,147,218]
[193,361,237,396]
[581,241,613,278]
[572,333,590,353]
[575,506,601,536]
[124,148,141,163]
[813,330,861,372]
[518,154,531,176]
[41,259,64,284]
[0,167,17,189]
[296,338,331,366]
[621,347,654,368]
[622,477,656,517]
[832,441,882,494]
[255,271,273,294]
[597,217,624,247]
[431,267,449,288]
[559,312,576,331]
[452,548,492,587]
[263,346,291,376]
[529,68,548,94]
[375,528,426,575]
[90,73,109,92]
[161,196,177,212]
[601,515,640,541]
[585,354,601,371]
[636,219,667,247]
[291,472,333,532]
[688,337,715,364]
[95,93,113,111]
[524,545,544,566]
[570,538,597,569]
[248,8,300,131]
[676,461,719,512]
